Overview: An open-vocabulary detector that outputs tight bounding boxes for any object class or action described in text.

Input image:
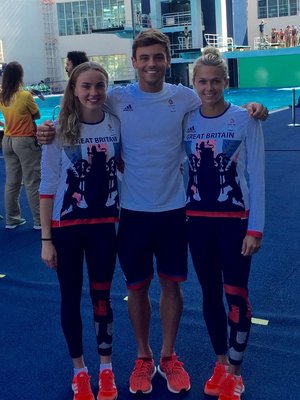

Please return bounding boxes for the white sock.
[74,366,88,376]
[100,363,112,372]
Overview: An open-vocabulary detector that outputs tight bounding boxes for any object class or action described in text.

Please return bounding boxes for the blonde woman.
[184,47,265,400]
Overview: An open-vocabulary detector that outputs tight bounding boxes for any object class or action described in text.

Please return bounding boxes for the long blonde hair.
[0,62,24,106]
[192,47,229,83]
[58,61,108,145]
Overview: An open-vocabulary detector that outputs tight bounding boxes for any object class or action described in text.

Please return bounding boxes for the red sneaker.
[218,373,245,400]
[97,369,118,400]
[204,362,228,396]
[129,358,156,394]
[158,355,191,393]
[72,371,95,400]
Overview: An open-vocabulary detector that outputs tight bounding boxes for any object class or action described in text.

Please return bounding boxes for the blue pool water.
[1,87,300,125]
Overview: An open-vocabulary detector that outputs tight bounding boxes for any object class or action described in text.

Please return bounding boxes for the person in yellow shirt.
[0,61,41,229]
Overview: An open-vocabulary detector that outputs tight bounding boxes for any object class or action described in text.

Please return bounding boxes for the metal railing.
[204,34,234,52]
[162,12,191,28]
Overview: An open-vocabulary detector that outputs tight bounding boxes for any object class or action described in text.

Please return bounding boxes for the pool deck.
[0,108,299,400]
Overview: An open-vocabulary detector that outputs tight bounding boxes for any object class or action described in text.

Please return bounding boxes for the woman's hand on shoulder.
[244,102,269,120]
[36,120,56,145]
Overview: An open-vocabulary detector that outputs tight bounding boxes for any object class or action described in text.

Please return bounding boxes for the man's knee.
[159,276,182,297]
[128,281,151,300]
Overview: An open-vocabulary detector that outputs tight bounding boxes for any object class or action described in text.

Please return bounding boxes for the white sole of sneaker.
[157,365,191,394]
[5,219,26,229]
[129,366,157,394]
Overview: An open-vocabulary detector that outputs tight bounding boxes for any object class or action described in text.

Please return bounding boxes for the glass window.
[90,54,134,82]
[58,20,67,36]
[57,1,125,36]
[268,0,278,17]
[279,0,288,16]
[72,2,80,19]
[82,17,89,33]
[80,1,88,18]
[57,3,65,20]
[66,19,75,35]
[74,19,81,34]
[258,0,299,18]
[65,2,72,19]
[258,0,267,19]
[289,0,298,15]
[95,0,103,17]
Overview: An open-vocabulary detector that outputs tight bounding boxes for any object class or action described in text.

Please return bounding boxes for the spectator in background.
[291,25,298,47]
[259,20,266,42]
[184,24,190,49]
[271,27,278,44]
[285,25,292,47]
[65,51,89,77]
[0,61,41,229]
[278,28,284,44]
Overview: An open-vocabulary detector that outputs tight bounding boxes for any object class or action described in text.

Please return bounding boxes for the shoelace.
[162,359,184,375]
[133,360,153,376]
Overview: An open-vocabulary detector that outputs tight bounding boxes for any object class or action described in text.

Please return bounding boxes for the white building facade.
[0,0,249,90]
[247,0,300,49]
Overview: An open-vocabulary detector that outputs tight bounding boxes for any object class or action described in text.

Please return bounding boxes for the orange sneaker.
[204,362,228,396]
[158,355,191,393]
[218,373,245,400]
[129,358,157,394]
[97,369,118,400]
[72,371,95,400]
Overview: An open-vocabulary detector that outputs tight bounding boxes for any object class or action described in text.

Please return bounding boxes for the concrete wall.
[247,0,300,49]
[232,0,248,45]
[0,0,133,86]
[0,0,47,84]
[56,33,133,83]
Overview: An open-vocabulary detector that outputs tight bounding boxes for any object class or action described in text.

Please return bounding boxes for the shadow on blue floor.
[0,109,299,399]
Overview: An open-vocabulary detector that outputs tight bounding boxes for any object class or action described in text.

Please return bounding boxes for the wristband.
[41,238,52,241]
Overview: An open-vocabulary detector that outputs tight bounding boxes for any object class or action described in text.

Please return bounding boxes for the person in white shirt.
[36,29,268,396]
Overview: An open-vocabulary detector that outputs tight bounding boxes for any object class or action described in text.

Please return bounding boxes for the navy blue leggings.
[188,217,252,366]
[52,223,117,359]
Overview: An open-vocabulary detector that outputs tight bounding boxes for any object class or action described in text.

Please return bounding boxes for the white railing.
[178,36,192,50]
[162,12,191,28]
[204,34,234,52]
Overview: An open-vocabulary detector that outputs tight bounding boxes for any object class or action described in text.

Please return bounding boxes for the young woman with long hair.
[39,61,120,400]
[0,61,41,229]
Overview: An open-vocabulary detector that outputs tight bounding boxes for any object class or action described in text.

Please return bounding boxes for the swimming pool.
[1,87,299,125]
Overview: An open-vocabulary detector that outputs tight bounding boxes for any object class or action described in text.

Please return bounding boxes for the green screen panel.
[238,54,300,88]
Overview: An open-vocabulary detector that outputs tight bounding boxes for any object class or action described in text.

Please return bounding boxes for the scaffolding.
[41,0,62,93]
